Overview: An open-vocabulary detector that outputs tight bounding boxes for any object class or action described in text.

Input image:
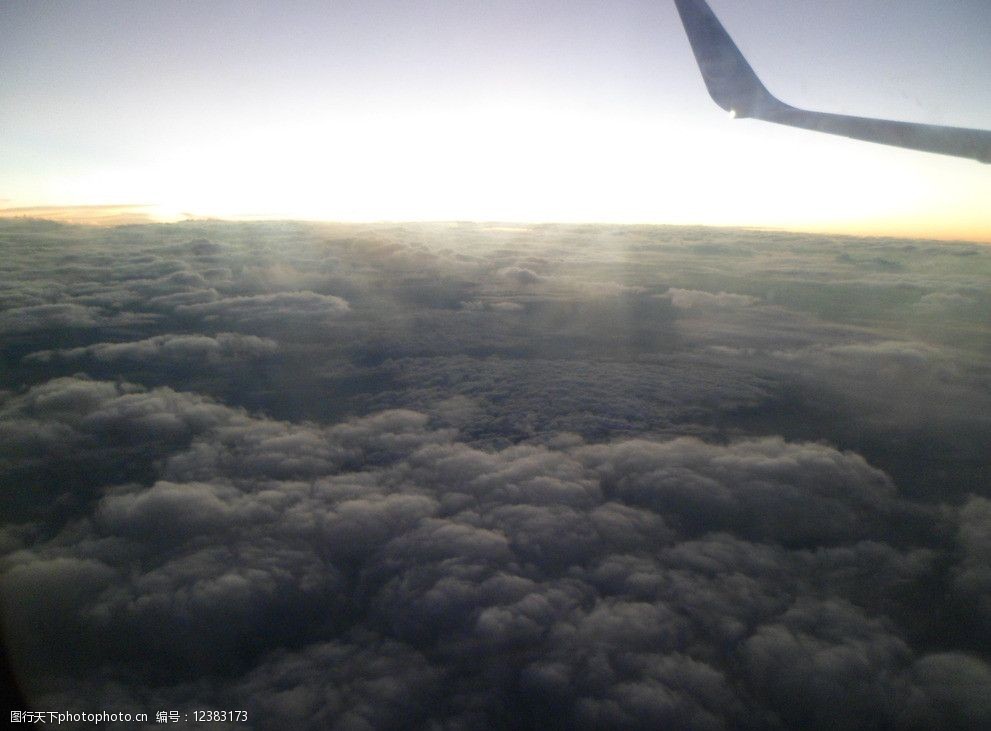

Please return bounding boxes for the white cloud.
[663,288,758,309]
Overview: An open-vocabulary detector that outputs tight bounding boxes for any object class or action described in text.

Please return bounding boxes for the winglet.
[673,0,785,119]
[673,0,991,163]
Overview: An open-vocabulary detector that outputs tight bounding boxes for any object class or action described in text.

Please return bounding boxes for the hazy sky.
[2,0,990,239]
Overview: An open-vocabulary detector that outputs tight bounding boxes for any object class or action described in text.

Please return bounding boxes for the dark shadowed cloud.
[1,220,989,728]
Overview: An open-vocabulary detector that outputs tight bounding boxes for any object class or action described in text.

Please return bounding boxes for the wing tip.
[673,0,991,163]
[673,0,781,118]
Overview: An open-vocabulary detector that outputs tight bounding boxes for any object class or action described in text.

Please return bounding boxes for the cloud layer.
[1,220,989,728]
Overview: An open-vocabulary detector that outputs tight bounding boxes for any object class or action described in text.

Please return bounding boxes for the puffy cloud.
[145,288,220,308]
[25,332,278,364]
[663,288,758,309]
[774,339,941,371]
[744,608,991,730]
[233,638,442,730]
[913,653,991,730]
[0,303,100,333]
[461,299,526,312]
[742,599,919,730]
[498,266,546,285]
[7,377,234,439]
[490,300,526,312]
[952,496,991,627]
[360,354,766,443]
[913,291,976,313]
[578,436,898,546]
[177,291,349,323]
[0,374,967,727]
[0,377,242,520]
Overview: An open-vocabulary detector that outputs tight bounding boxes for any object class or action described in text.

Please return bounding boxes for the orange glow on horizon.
[1,203,987,245]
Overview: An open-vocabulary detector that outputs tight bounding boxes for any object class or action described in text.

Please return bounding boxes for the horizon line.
[1,210,989,246]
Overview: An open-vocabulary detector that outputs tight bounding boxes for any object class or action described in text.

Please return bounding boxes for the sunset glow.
[2,0,989,240]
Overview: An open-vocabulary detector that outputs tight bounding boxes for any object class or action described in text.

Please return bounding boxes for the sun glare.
[14,101,987,241]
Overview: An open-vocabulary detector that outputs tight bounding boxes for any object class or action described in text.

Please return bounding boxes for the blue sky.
[2,0,989,239]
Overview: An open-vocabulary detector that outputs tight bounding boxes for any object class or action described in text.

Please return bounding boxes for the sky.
[1,0,990,240]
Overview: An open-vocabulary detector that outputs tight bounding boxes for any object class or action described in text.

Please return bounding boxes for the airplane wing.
[673,0,991,163]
